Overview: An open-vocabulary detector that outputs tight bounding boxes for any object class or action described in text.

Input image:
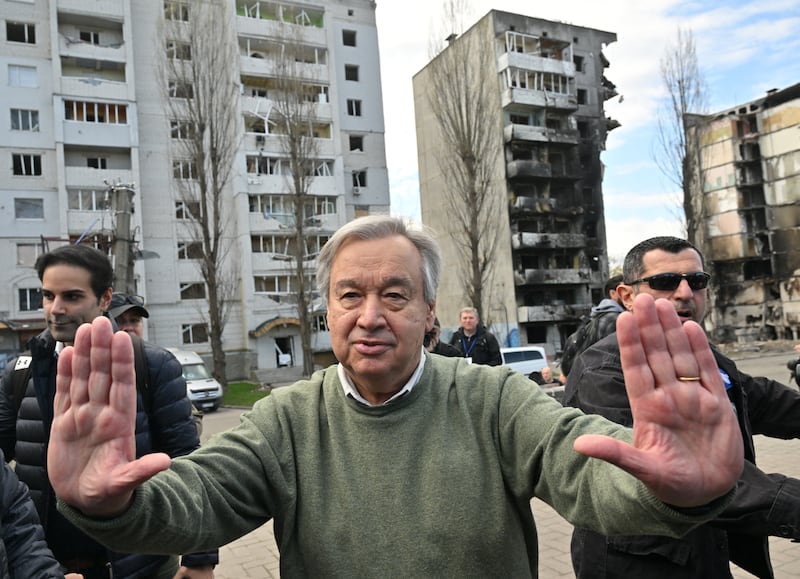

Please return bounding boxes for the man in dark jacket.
[449,307,502,366]
[564,236,800,579]
[0,245,217,578]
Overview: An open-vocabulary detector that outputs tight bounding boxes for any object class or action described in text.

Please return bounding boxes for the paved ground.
[207,349,800,578]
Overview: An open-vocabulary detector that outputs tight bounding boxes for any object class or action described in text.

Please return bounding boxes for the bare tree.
[159,0,240,387]
[268,35,323,377]
[654,27,709,246]
[425,0,504,321]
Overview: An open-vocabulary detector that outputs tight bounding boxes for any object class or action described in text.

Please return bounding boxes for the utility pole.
[108,181,136,294]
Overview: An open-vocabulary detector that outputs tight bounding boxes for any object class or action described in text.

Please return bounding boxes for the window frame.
[346,99,362,117]
[10,108,39,132]
[6,21,36,44]
[12,154,42,176]
[14,197,44,219]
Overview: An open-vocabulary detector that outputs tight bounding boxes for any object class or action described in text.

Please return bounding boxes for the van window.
[182,363,211,381]
[502,350,543,364]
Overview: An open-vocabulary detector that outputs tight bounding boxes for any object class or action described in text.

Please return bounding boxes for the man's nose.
[49,295,67,313]
[673,278,694,299]
[358,295,387,327]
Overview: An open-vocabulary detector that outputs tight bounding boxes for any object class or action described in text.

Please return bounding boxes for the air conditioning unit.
[353,186,361,195]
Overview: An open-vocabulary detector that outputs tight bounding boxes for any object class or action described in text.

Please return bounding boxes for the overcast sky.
[372,0,800,262]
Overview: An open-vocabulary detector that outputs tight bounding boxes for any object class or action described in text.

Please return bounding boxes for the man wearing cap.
[108,293,149,338]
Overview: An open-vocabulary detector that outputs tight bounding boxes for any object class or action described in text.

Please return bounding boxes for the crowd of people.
[0,215,798,578]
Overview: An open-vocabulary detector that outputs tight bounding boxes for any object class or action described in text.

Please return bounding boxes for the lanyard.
[461,335,477,357]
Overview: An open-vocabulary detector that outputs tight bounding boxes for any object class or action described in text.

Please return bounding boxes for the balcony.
[507,160,550,180]
[240,55,329,83]
[498,51,575,77]
[517,303,590,323]
[236,16,326,46]
[504,124,579,146]
[58,36,126,62]
[511,232,586,250]
[57,0,124,19]
[59,77,130,101]
[514,268,593,286]
[64,166,132,187]
[67,210,105,236]
[245,133,334,157]
[63,121,132,148]
[501,88,578,111]
[241,95,332,121]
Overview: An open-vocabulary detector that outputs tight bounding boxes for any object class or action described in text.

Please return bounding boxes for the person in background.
[560,274,625,379]
[47,216,743,578]
[565,236,800,579]
[108,293,149,338]
[424,317,460,357]
[0,244,217,579]
[449,306,502,365]
[529,366,559,386]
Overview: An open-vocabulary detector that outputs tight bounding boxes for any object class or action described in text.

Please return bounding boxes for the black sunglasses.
[626,272,711,292]
[110,293,145,308]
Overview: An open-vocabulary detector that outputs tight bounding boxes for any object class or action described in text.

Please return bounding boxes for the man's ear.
[99,287,113,312]
[616,284,636,312]
[426,302,436,332]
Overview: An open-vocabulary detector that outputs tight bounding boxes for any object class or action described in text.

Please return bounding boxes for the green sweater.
[60,355,729,578]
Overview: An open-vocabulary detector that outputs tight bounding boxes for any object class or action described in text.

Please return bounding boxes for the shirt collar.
[338,349,427,406]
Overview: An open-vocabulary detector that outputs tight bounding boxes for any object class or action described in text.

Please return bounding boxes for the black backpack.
[560,314,610,377]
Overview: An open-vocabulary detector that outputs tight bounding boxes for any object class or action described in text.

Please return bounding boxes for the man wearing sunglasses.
[565,236,800,579]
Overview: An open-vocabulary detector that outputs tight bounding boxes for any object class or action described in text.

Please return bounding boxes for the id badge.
[465,357,472,364]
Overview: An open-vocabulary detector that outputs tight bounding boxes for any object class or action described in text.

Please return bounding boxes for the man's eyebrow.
[333,276,414,291]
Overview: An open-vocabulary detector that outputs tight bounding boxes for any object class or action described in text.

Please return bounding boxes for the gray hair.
[317,215,441,304]
[459,306,479,320]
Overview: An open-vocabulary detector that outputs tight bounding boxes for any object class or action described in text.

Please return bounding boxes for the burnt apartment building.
[686,83,800,342]
[413,10,617,354]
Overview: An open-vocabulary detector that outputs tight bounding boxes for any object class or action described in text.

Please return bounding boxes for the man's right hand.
[48,317,171,517]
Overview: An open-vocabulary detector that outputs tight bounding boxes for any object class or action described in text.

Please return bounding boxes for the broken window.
[344,64,359,81]
[12,154,42,176]
[352,170,367,188]
[180,282,206,300]
[342,29,356,46]
[349,135,364,152]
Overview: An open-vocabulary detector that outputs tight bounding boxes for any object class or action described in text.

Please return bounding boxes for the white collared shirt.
[338,348,427,407]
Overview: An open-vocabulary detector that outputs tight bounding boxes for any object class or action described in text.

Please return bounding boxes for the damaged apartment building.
[686,83,800,342]
[413,10,617,353]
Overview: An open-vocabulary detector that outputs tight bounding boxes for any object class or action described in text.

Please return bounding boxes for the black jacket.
[0,450,63,578]
[449,324,502,366]
[564,332,800,579]
[0,328,219,577]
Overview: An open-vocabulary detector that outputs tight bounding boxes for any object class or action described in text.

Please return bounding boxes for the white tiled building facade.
[0,0,390,380]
